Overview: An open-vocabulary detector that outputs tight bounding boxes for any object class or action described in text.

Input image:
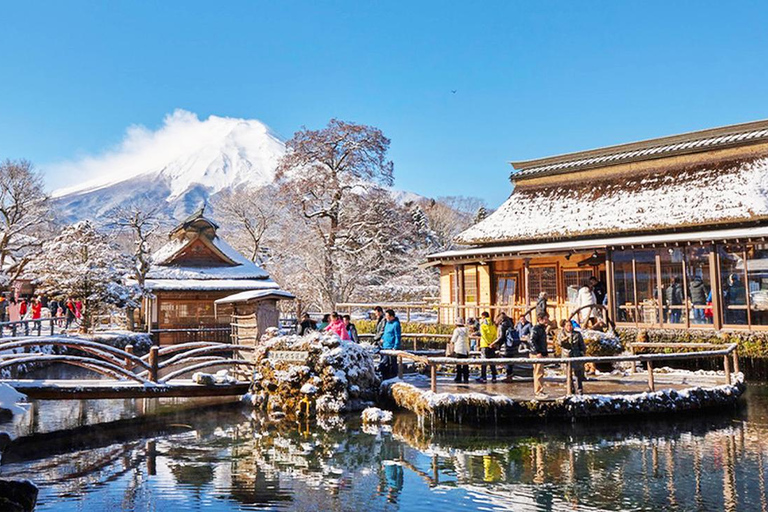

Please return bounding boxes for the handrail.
[0,316,69,337]
[0,316,67,328]
[0,337,150,370]
[0,355,152,384]
[150,327,231,333]
[416,343,739,394]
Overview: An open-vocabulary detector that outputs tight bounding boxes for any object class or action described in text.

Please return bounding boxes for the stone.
[0,480,38,512]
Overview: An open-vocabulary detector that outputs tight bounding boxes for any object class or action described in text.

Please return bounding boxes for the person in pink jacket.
[325,312,351,341]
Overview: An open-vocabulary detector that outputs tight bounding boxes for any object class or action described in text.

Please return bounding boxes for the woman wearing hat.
[449,317,471,383]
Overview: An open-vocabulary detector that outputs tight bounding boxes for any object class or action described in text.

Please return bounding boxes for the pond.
[1,386,768,511]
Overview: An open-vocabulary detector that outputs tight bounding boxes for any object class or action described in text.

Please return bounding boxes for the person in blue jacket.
[379,309,402,379]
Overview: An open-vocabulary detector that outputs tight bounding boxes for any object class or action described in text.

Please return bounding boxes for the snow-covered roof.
[142,278,280,291]
[429,225,768,262]
[511,118,768,180]
[214,289,296,304]
[456,156,768,245]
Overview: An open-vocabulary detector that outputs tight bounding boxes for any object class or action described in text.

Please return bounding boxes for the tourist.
[317,313,330,331]
[31,298,42,320]
[18,298,27,320]
[492,312,517,382]
[48,297,59,321]
[689,276,709,324]
[515,314,532,340]
[535,292,548,320]
[449,317,470,383]
[65,298,77,329]
[298,313,317,335]
[372,306,386,347]
[724,273,747,324]
[530,313,549,399]
[325,312,351,341]
[0,295,7,323]
[467,317,480,351]
[379,309,402,379]
[477,311,497,383]
[576,280,597,325]
[589,276,606,307]
[561,319,586,394]
[665,276,684,323]
[74,299,83,319]
[343,314,359,343]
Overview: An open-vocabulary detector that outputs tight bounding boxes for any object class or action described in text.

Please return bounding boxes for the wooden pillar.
[681,256,690,329]
[565,361,573,396]
[724,355,732,385]
[631,257,640,327]
[605,248,615,323]
[733,350,740,375]
[655,252,664,327]
[397,354,403,379]
[710,249,723,330]
[49,318,55,336]
[149,346,159,383]
[430,363,437,393]
[647,360,655,391]
[523,259,531,310]
[125,344,134,371]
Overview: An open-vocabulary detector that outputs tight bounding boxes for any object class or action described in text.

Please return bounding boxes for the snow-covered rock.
[247,331,379,416]
[361,407,393,424]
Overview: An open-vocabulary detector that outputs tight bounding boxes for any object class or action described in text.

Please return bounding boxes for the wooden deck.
[3,379,250,400]
[403,370,728,402]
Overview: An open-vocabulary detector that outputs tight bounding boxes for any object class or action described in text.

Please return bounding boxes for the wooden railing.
[335,301,438,322]
[358,332,452,350]
[0,317,67,337]
[383,342,740,395]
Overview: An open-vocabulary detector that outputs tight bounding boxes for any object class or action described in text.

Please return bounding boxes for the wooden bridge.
[0,336,255,400]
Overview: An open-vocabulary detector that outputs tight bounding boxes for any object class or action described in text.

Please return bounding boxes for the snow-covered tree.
[421,196,485,251]
[275,119,395,309]
[28,221,136,332]
[211,186,277,263]
[0,159,52,288]
[474,205,488,223]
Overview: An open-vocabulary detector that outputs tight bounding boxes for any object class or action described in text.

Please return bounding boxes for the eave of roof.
[428,225,768,262]
[510,118,768,180]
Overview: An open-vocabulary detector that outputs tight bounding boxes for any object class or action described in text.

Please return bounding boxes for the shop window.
[746,244,768,325]
[495,273,517,305]
[634,250,659,324]
[613,251,636,323]
[719,245,748,325]
[660,248,685,325]
[528,266,557,302]
[686,246,713,325]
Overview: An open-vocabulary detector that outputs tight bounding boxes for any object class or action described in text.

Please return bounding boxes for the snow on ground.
[0,383,27,415]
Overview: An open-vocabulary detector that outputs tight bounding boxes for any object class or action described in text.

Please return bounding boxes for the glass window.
[746,244,768,326]
[613,251,636,323]
[528,266,557,302]
[495,273,517,305]
[563,269,593,307]
[686,246,713,325]
[719,245,748,325]
[660,248,685,324]
[463,265,478,304]
[634,250,659,325]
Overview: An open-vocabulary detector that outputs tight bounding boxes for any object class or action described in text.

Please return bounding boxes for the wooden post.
[647,360,655,392]
[413,337,417,351]
[733,350,740,375]
[710,250,722,330]
[149,346,159,383]
[724,355,732,385]
[49,318,55,336]
[12,325,17,337]
[24,322,29,336]
[565,361,573,396]
[36,320,41,336]
[0,324,4,337]
[430,363,437,393]
[406,307,411,323]
[125,344,134,371]
[397,355,403,379]
[628,343,636,374]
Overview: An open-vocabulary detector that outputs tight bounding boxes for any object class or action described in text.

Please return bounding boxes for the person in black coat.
[530,313,549,398]
[298,313,317,335]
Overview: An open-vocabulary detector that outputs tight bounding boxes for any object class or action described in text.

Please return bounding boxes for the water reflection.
[0,387,767,511]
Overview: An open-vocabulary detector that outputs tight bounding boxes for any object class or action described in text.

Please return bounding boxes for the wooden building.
[141,209,288,344]
[427,119,768,332]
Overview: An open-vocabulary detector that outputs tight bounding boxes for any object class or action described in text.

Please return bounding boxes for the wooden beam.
[4,381,250,400]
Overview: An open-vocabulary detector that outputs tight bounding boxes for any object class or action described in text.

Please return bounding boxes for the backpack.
[502,325,520,356]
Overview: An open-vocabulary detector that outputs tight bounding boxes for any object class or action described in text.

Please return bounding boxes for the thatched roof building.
[428,119,768,332]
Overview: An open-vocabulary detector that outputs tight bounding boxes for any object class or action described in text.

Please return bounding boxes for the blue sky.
[2,1,768,206]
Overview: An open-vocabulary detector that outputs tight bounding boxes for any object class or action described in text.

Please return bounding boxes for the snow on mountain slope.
[50,109,425,222]
[51,110,285,221]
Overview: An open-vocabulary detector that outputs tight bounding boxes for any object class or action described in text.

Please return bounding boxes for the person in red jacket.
[31,298,42,320]
[18,298,27,319]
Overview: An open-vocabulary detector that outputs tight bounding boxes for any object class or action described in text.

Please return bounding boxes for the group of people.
[447,306,593,398]
[298,311,361,342]
[0,295,83,328]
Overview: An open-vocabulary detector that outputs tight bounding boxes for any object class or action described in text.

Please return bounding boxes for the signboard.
[268,350,310,363]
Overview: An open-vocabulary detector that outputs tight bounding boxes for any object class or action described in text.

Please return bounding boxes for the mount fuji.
[51,110,287,221]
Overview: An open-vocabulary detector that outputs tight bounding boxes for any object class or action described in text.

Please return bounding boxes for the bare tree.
[0,159,51,288]
[420,195,486,251]
[106,202,165,329]
[275,119,394,309]
[211,186,276,263]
